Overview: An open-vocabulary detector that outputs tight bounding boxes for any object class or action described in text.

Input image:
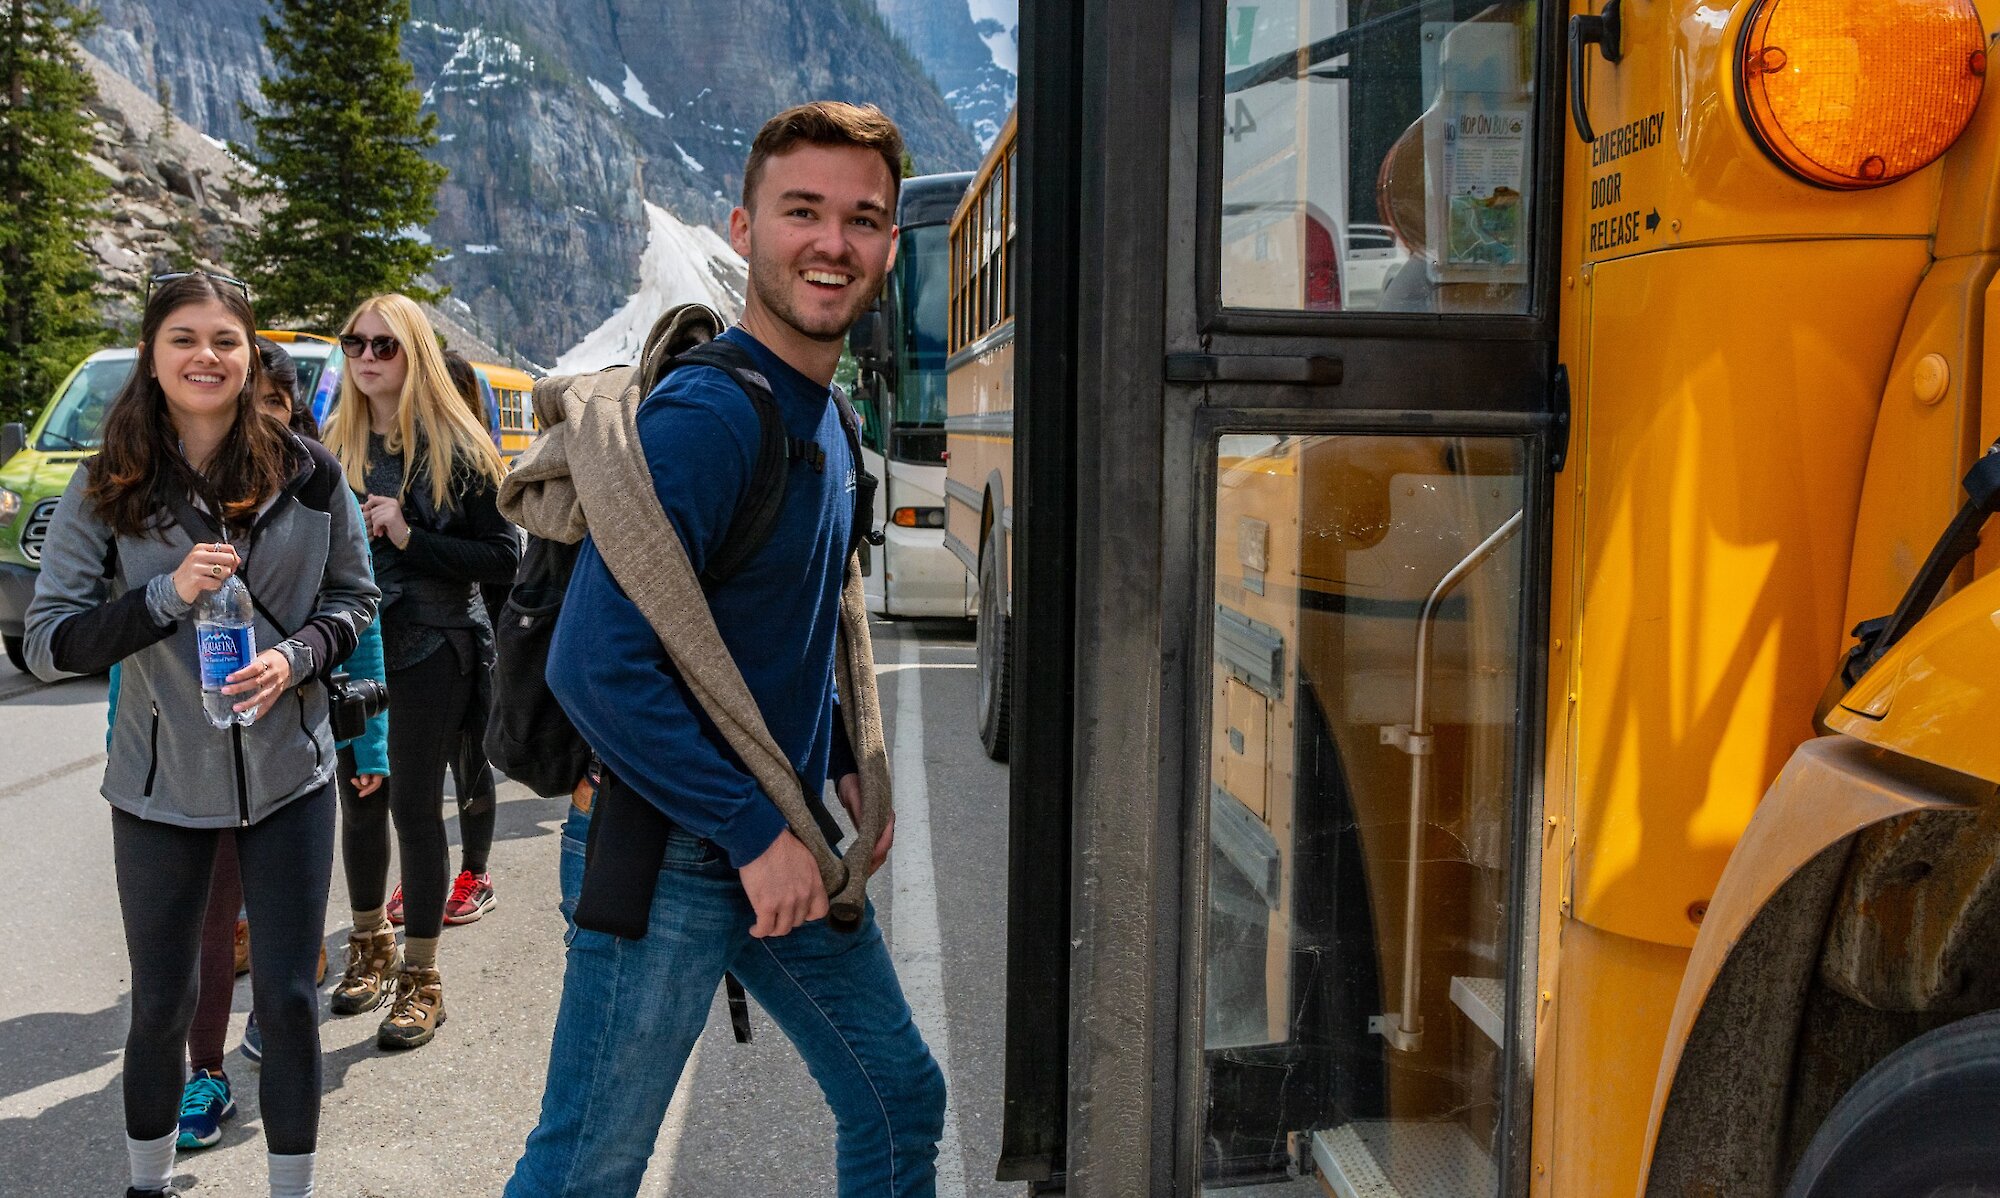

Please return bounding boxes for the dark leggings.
[339,646,473,939]
[188,833,242,1074]
[113,783,334,1153]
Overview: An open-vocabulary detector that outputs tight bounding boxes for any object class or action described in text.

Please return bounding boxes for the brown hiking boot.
[377,966,447,1049]
[329,928,400,1015]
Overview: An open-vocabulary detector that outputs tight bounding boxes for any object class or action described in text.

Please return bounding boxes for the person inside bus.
[504,102,945,1198]
[322,294,517,1050]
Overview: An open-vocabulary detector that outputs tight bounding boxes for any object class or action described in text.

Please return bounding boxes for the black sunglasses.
[339,334,401,361]
[146,271,251,304]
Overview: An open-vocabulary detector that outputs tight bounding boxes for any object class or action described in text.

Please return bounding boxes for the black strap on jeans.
[725,974,753,1043]
[578,765,756,1045]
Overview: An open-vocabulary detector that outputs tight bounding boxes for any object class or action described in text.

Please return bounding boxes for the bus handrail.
[1373,507,1524,1054]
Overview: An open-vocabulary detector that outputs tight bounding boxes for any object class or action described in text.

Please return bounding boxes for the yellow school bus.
[944,111,1019,760]
[995,1,2000,1194]
[473,361,537,459]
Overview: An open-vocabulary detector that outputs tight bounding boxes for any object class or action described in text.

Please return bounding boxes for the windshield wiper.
[39,430,86,451]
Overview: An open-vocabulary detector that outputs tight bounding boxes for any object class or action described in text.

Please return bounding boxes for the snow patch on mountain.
[622,66,665,117]
[417,22,535,106]
[554,202,748,374]
[587,77,621,113]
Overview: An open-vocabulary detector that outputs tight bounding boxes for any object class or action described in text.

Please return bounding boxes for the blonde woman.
[322,294,517,1049]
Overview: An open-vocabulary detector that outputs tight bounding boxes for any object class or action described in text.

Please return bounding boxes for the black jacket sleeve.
[398,481,520,586]
[49,586,176,675]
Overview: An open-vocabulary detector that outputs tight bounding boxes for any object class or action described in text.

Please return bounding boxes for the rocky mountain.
[82,0,980,367]
[873,0,1016,150]
[73,51,503,360]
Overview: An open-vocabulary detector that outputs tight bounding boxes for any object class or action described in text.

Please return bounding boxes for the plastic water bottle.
[195,573,257,728]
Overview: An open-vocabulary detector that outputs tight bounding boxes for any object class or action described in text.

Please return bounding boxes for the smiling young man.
[504,103,946,1198]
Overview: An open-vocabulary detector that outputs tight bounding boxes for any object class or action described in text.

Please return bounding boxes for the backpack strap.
[659,340,792,588]
[828,385,881,558]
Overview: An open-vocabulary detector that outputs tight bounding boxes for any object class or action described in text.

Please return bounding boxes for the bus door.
[1010,0,1565,1192]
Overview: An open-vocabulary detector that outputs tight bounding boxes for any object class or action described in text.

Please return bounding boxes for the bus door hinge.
[1549,364,1573,472]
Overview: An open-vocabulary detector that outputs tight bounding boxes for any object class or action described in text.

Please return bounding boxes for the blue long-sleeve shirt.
[548,328,855,868]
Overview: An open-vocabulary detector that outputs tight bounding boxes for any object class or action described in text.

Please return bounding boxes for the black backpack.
[484,337,877,798]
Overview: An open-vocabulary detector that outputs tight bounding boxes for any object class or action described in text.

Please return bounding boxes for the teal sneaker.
[175,1068,234,1149]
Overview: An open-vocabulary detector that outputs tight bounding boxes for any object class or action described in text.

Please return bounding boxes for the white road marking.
[887,628,971,1198]
[640,1038,704,1196]
[875,662,976,675]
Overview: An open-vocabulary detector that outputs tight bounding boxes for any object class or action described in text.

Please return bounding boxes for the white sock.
[127,1129,177,1191]
[269,1150,316,1198]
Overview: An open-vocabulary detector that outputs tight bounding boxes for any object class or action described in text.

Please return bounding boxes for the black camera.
[328,672,390,742]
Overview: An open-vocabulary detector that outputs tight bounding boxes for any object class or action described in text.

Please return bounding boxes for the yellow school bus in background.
[994,0,2000,1194]
[944,111,1018,761]
[473,361,537,459]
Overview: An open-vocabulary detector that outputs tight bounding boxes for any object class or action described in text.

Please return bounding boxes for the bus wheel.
[976,544,1011,762]
[3,635,24,674]
[1784,1008,2000,1197]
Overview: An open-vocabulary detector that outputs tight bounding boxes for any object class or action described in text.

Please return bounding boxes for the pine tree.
[0,0,108,427]
[235,0,448,330]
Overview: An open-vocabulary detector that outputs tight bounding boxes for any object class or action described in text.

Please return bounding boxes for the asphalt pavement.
[0,620,1014,1197]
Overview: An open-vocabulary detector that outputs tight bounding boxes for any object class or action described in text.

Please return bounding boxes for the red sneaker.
[386,884,405,927]
[443,871,496,925]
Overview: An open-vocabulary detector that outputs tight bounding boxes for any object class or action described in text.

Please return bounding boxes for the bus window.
[890,222,952,463]
[1220,1,1538,314]
[1203,432,1527,1190]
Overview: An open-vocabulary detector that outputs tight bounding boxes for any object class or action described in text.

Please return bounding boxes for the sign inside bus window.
[1217,1,1540,313]
[1435,102,1530,277]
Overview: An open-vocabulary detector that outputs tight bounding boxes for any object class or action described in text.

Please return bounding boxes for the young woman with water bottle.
[23,273,379,1198]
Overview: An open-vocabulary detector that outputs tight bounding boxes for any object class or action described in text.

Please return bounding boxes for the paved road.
[0,620,1013,1197]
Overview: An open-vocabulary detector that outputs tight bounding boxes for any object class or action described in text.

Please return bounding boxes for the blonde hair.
[324,293,506,509]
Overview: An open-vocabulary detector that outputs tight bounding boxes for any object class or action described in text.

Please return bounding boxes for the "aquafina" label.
[195,573,257,728]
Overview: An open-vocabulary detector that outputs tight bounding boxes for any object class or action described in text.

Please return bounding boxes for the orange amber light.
[1737,0,1987,189]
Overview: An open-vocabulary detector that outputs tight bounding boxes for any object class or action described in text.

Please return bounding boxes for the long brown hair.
[322,294,505,509]
[86,275,292,538]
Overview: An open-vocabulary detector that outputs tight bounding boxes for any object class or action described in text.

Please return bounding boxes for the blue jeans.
[508,812,947,1197]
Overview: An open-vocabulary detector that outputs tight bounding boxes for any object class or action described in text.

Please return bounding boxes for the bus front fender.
[1638,736,1987,1198]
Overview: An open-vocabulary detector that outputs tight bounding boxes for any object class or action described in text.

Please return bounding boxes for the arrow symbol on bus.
[1645,209,1662,232]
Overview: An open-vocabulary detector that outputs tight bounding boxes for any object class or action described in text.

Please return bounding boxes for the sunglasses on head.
[339,334,401,361]
[146,271,251,304]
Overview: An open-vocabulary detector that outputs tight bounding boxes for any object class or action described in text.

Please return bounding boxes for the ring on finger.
[209,564,223,577]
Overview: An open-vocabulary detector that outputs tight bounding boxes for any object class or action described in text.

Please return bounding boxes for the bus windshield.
[894,222,951,427]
